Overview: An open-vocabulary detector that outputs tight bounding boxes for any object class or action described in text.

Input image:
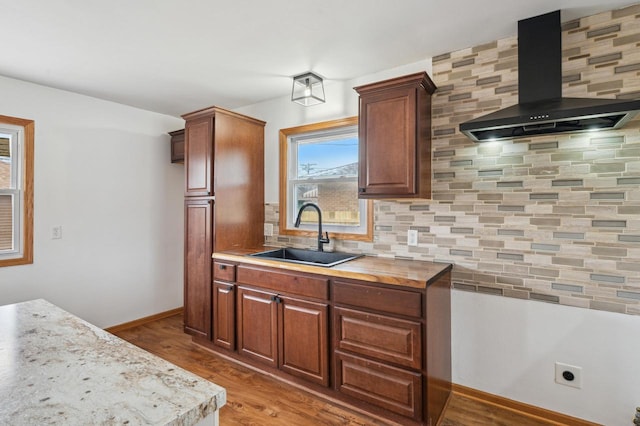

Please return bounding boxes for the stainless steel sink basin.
[248,247,362,267]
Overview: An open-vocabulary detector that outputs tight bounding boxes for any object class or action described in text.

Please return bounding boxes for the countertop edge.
[213,247,452,290]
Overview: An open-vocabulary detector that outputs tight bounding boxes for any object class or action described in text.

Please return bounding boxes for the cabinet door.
[169,129,185,164]
[184,199,213,338]
[212,281,235,350]
[358,85,417,197]
[237,287,278,367]
[185,116,213,196]
[279,296,329,387]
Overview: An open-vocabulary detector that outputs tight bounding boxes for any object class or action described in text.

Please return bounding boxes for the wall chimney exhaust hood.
[459,10,640,142]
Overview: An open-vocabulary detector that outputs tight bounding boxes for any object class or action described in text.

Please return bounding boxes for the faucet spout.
[294,202,330,252]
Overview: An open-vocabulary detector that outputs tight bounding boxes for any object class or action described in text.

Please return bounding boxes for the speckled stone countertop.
[0,299,226,425]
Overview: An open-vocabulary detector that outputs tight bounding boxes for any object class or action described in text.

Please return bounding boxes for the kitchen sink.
[248,247,362,267]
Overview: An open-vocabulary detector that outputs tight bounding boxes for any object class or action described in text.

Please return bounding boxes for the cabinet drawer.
[333,280,422,318]
[335,351,422,421]
[334,307,421,370]
[213,261,236,282]
[237,265,329,300]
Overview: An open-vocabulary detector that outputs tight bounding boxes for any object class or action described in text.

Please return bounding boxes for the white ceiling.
[1,1,635,117]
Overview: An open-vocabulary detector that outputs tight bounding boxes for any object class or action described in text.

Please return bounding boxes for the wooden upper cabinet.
[184,116,214,196]
[169,129,185,164]
[181,106,266,251]
[355,72,436,199]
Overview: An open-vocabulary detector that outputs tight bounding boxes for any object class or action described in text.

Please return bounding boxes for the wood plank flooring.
[113,314,559,426]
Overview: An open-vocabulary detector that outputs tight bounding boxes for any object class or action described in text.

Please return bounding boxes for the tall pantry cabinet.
[181,106,265,338]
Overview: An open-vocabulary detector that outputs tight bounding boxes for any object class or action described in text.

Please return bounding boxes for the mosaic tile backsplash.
[266,4,640,316]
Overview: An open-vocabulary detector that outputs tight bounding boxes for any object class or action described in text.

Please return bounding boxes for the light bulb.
[304,78,311,97]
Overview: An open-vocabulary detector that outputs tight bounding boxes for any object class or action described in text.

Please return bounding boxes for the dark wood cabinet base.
[200,259,452,426]
[192,336,445,426]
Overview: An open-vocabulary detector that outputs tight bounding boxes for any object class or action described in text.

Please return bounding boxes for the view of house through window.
[279,117,372,241]
[0,115,34,267]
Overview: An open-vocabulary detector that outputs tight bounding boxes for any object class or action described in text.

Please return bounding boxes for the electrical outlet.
[52,226,63,240]
[264,223,274,237]
[407,229,418,246]
[555,362,582,389]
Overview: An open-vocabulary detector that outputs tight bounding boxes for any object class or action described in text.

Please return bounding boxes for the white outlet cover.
[51,226,63,240]
[407,229,418,246]
[264,223,274,237]
[555,362,582,389]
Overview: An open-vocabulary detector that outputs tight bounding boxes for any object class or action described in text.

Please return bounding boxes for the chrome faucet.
[294,202,330,252]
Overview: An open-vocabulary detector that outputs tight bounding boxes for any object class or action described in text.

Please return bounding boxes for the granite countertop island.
[0,299,226,425]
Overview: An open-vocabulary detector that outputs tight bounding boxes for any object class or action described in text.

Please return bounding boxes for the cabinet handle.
[219,264,227,270]
[270,295,282,304]
[359,187,366,193]
[227,285,233,291]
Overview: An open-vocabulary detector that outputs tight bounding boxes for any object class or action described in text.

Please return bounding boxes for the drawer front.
[237,265,329,300]
[335,351,422,421]
[334,307,421,370]
[213,261,236,282]
[333,280,422,318]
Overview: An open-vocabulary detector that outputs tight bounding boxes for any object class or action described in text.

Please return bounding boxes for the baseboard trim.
[451,384,601,426]
[104,307,183,334]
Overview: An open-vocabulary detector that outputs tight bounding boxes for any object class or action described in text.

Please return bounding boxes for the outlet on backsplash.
[407,229,418,246]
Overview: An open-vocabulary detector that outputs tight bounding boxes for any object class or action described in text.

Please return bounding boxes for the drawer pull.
[219,264,227,270]
[270,295,282,304]
[227,285,234,291]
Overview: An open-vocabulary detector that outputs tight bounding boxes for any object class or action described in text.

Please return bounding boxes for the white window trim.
[0,126,23,259]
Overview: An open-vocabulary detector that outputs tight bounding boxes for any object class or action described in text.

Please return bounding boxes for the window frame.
[0,114,34,267]
[279,116,373,242]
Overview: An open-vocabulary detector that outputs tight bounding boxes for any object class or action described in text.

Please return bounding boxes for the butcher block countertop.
[213,246,452,290]
[0,299,226,426]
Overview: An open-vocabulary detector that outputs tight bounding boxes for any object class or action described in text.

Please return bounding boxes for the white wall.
[453,290,640,425]
[235,59,431,203]
[0,75,184,328]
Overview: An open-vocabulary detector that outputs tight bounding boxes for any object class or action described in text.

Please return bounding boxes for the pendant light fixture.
[291,72,325,106]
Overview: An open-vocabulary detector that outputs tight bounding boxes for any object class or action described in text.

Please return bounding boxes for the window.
[0,115,34,267]
[279,117,372,242]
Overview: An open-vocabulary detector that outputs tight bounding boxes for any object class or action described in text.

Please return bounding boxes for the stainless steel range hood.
[459,10,640,142]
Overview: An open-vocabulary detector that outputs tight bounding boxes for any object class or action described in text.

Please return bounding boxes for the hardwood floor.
[113,314,562,426]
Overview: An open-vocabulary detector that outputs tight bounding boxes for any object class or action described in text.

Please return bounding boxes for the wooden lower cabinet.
[335,351,423,421]
[212,281,235,350]
[279,296,329,386]
[237,287,278,367]
[333,282,426,424]
[200,260,452,426]
[183,199,213,338]
[236,285,330,386]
